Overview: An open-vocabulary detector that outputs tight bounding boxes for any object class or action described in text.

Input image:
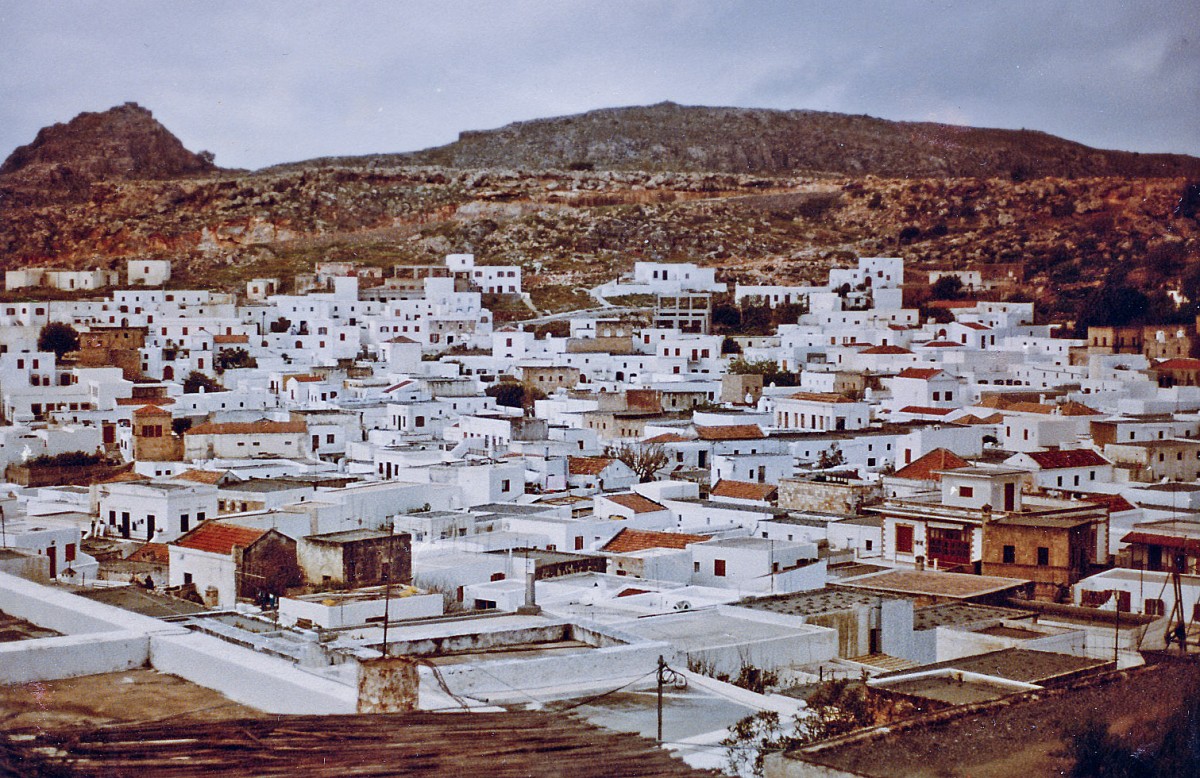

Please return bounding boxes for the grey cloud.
[1,1,1197,169]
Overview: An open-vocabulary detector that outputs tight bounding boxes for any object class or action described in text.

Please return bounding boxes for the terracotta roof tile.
[128,542,170,564]
[602,493,668,514]
[1057,401,1103,417]
[642,433,693,444]
[1007,402,1056,415]
[186,419,306,436]
[921,340,964,348]
[569,456,616,476]
[861,345,914,355]
[172,469,230,485]
[1156,358,1200,371]
[897,367,943,380]
[213,334,250,344]
[898,406,955,416]
[1081,493,1137,514]
[695,424,765,441]
[173,521,266,555]
[124,399,174,409]
[787,392,855,404]
[98,469,150,484]
[892,448,971,481]
[710,479,778,501]
[960,322,991,330]
[602,528,708,553]
[1025,449,1110,469]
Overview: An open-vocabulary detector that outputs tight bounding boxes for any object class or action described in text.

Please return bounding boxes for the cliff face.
[0,103,219,206]
[291,102,1200,180]
[0,103,1197,324]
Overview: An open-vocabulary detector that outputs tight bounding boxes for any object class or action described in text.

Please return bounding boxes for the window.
[1036,547,1050,566]
[693,561,700,573]
[501,479,511,492]
[183,573,193,585]
[714,559,726,577]
[65,543,76,562]
[1145,598,1165,617]
[958,486,974,498]
[574,536,584,551]
[180,514,189,533]
[895,524,915,554]
[1002,545,1015,564]
[865,539,873,551]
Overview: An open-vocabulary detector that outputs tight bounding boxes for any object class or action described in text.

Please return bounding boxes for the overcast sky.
[2,1,1198,170]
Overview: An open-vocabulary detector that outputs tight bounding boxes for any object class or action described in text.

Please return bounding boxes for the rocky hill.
[282,102,1200,180]
[0,103,219,206]
[1,103,1198,323]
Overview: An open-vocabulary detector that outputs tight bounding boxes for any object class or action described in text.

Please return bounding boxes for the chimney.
[516,557,541,615]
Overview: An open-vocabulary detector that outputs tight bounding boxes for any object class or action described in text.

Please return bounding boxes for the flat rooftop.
[834,569,1031,600]
[875,648,1111,686]
[787,660,1198,778]
[0,669,263,730]
[874,673,1028,706]
[618,610,821,652]
[0,609,61,642]
[740,588,881,617]
[912,603,1033,632]
[75,586,209,618]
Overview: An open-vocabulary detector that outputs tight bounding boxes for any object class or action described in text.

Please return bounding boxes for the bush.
[28,450,104,468]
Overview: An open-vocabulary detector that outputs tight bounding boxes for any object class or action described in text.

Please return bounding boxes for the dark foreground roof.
[2,711,710,778]
[782,659,1200,778]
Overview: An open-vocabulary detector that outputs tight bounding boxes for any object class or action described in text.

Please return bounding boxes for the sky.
[1,1,1198,170]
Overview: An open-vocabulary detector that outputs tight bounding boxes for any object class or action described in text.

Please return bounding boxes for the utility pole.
[381,562,392,657]
[1113,590,1119,666]
[656,655,686,745]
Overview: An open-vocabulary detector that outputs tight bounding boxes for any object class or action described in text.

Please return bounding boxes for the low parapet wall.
[0,631,149,684]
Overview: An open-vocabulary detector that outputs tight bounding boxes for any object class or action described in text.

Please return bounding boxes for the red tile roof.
[602,528,708,553]
[1007,402,1056,415]
[186,419,306,436]
[126,400,173,411]
[174,521,266,555]
[897,367,943,380]
[1156,358,1200,371]
[893,448,971,481]
[960,322,991,330]
[861,345,914,355]
[921,340,964,348]
[898,406,955,416]
[569,456,616,476]
[98,470,150,484]
[128,542,170,564]
[1025,449,1110,469]
[1082,493,1137,514]
[951,413,1004,425]
[695,424,765,441]
[787,391,856,404]
[213,334,250,344]
[927,300,979,309]
[1057,401,1103,417]
[710,479,778,501]
[172,469,230,485]
[602,493,668,514]
[642,433,693,444]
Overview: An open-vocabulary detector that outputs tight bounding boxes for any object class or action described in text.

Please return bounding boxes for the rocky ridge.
[1,104,1198,320]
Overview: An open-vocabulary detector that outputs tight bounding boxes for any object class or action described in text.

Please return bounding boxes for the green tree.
[182,371,223,394]
[605,442,670,483]
[930,274,966,300]
[37,322,80,358]
[215,347,256,373]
